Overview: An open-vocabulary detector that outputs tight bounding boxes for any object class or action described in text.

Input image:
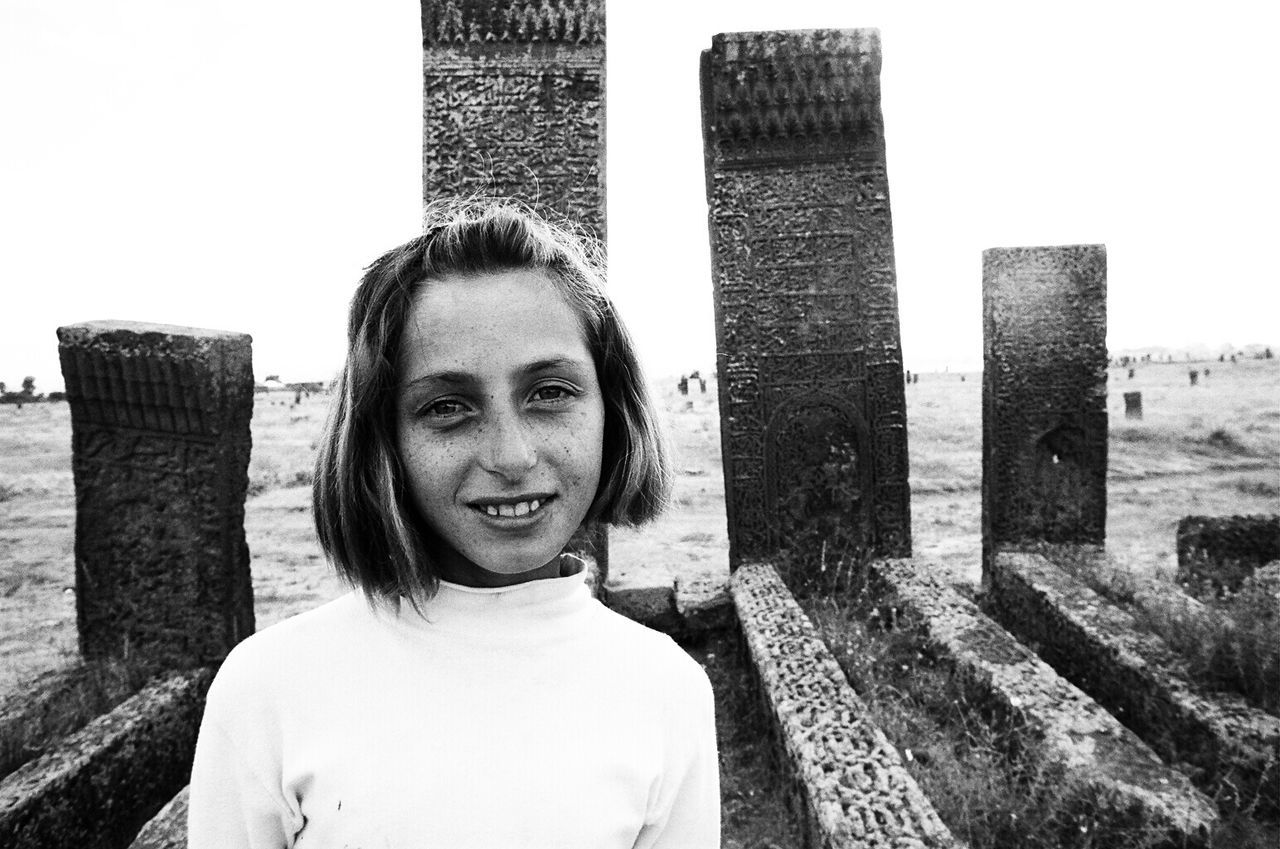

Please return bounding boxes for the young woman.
[187,199,721,848]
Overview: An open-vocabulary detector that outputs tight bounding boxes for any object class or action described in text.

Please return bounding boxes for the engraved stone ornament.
[701,29,912,580]
[56,321,255,668]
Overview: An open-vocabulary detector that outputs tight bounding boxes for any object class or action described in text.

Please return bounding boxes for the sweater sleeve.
[634,654,721,849]
[187,649,302,849]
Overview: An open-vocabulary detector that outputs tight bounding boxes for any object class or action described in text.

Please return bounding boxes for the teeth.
[479,499,545,517]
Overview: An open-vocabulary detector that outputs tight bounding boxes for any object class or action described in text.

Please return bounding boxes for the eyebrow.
[402,357,591,390]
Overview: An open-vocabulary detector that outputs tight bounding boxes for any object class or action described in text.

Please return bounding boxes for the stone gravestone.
[1123,391,1142,420]
[421,0,609,578]
[56,321,255,668]
[982,246,1108,569]
[701,29,912,583]
[420,0,604,231]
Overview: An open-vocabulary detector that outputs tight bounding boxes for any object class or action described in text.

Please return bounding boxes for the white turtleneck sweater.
[187,561,720,849]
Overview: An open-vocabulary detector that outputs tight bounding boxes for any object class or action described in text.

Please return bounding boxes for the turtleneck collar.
[375,554,595,644]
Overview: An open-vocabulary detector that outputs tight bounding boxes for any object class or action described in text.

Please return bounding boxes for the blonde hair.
[313,198,671,607]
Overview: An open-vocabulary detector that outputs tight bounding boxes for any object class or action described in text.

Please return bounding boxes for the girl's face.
[395,269,605,587]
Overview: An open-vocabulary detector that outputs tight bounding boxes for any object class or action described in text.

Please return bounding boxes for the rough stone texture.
[982,246,1108,572]
[603,571,733,639]
[422,0,609,574]
[701,30,912,577]
[0,668,212,849]
[990,550,1280,816]
[872,557,1218,842]
[56,321,254,668]
[127,786,187,849]
[1175,515,1280,596]
[421,0,604,228]
[730,562,957,848]
[606,579,677,633]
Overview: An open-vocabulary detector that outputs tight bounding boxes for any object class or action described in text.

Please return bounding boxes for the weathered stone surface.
[1176,515,1280,596]
[127,786,187,849]
[982,246,1108,570]
[702,30,911,579]
[603,570,732,638]
[0,668,212,849]
[421,0,608,572]
[990,550,1280,815]
[731,562,957,848]
[674,574,733,634]
[56,321,254,668]
[873,557,1218,842]
[421,0,604,230]
[605,580,676,632]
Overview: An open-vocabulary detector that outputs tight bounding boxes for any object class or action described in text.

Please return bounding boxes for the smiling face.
[394,269,605,587]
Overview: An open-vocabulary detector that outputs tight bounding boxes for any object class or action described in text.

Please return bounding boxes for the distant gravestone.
[421,0,608,576]
[982,246,1108,569]
[56,321,255,667]
[1123,391,1143,420]
[701,29,911,580]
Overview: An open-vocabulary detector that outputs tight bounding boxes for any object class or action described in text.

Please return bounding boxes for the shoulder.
[205,592,372,710]
[586,603,714,698]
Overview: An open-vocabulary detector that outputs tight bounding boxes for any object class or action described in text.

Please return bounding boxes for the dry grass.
[0,655,164,781]
[806,590,1178,849]
[1046,545,1280,717]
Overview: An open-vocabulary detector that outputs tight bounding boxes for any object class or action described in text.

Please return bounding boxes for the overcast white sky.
[2,1,1276,391]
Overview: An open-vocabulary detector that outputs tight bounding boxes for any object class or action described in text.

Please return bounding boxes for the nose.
[478,409,537,480]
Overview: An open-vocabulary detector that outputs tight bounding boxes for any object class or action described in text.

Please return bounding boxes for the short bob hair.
[313,197,672,606]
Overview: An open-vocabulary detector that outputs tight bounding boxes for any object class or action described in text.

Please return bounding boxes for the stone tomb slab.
[56,321,254,668]
[701,30,911,577]
[982,245,1108,569]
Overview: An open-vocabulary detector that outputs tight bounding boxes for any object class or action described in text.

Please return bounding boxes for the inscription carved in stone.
[421,0,605,235]
[56,321,255,667]
[982,245,1108,564]
[701,29,911,580]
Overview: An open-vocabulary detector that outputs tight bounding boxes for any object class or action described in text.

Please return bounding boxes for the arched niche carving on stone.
[762,393,873,566]
[1029,422,1089,543]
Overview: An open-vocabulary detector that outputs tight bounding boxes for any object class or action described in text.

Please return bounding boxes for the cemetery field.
[1,358,1276,693]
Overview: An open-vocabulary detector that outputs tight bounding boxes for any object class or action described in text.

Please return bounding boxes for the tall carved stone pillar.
[56,321,255,668]
[421,1,608,579]
[981,245,1108,576]
[701,29,912,589]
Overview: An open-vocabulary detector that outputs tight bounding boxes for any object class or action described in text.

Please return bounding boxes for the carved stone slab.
[56,321,254,667]
[421,0,605,235]
[981,245,1108,563]
[701,30,911,577]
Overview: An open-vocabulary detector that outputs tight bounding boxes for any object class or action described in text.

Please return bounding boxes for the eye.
[530,383,577,404]
[417,397,471,420]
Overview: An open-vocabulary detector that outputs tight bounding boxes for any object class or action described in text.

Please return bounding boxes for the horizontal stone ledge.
[873,557,1217,843]
[128,785,188,849]
[731,561,959,848]
[0,667,213,849]
[605,572,733,639]
[989,549,1279,818]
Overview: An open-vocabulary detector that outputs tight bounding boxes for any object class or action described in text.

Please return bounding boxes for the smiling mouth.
[469,495,555,518]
